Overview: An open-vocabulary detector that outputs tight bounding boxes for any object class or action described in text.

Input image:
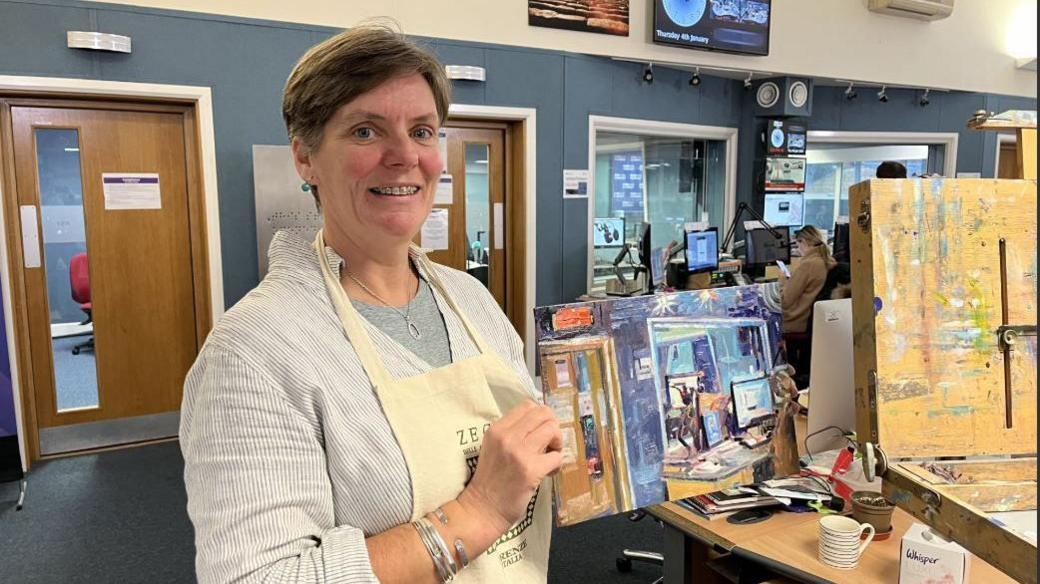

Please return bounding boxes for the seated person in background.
[818,260,852,301]
[780,226,835,387]
[876,160,908,178]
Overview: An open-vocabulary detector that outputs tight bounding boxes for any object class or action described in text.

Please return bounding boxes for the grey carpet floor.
[0,441,664,583]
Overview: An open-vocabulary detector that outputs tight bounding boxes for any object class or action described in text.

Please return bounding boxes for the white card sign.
[421,208,450,251]
[435,174,454,205]
[563,169,590,198]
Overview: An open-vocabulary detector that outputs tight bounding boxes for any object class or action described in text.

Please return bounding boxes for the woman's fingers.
[534,449,564,478]
[492,399,538,434]
[524,418,563,454]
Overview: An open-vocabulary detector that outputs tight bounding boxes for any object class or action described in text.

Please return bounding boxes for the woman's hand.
[456,400,563,537]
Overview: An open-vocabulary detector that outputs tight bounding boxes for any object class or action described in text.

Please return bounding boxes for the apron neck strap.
[314,232,495,384]
[409,250,494,355]
[314,231,394,388]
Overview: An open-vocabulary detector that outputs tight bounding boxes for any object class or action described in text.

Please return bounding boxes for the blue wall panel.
[0,0,1035,309]
[0,2,95,77]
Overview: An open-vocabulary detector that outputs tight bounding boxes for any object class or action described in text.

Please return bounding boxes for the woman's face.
[795,237,812,256]
[294,74,442,247]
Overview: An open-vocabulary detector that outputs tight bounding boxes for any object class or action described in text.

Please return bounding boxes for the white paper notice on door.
[438,128,448,173]
[435,173,454,205]
[421,208,450,250]
[102,173,161,210]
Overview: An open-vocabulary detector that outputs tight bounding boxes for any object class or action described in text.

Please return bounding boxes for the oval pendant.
[408,321,421,340]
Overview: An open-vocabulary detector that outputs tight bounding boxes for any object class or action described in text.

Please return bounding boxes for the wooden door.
[997,140,1019,179]
[430,125,508,309]
[7,104,203,455]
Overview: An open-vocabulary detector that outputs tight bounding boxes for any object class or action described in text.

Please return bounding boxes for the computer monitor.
[636,221,652,272]
[593,217,625,248]
[806,299,855,453]
[684,227,720,274]
[745,226,791,266]
[832,221,850,263]
[730,376,774,430]
[763,193,804,227]
[764,157,806,192]
[649,246,666,286]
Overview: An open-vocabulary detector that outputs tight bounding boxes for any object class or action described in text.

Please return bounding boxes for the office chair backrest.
[70,252,91,305]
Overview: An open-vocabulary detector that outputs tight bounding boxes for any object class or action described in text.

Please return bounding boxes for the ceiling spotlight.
[689,67,701,87]
[919,88,930,107]
[743,72,753,90]
[844,82,858,101]
[642,64,654,84]
[878,85,889,103]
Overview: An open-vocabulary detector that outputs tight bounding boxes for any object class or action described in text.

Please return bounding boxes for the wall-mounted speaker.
[752,77,813,118]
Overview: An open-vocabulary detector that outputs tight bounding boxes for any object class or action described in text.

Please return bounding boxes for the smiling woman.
[180,24,561,584]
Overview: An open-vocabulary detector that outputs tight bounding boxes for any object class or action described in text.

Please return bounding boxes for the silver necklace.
[344,270,422,340]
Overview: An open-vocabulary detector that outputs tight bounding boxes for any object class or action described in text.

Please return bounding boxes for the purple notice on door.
[102,173,162,210]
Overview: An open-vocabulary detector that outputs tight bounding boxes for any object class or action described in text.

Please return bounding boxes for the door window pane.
[35,128,99,411]
[464,143,490,288]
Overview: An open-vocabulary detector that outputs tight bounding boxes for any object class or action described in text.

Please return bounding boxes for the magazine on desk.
[676,478,834,520]
[534,285,786,526]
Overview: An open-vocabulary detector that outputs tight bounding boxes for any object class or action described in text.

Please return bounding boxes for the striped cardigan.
[180,231,540,583]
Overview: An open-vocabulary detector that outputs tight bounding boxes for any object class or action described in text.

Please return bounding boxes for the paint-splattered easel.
[850,109,1037,584]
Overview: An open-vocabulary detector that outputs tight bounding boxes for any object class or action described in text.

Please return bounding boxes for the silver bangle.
[416,517,458,582]
[426,518,459,578]
[413,519,453,582]
[453,538,470,569]
[434,507,450,526]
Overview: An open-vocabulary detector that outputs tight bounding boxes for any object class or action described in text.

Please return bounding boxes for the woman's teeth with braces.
[371,186,418,196]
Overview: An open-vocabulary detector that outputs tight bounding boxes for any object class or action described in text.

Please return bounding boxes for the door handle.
[494,203,504,250]
[19,205,41,268]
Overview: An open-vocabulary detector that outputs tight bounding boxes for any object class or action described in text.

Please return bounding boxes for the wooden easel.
[848,108,1038,583]
[967,109,1037,179]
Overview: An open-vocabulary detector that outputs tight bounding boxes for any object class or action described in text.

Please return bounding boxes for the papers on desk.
[677,481,832,520]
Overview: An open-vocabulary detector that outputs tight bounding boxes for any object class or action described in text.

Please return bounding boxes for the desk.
[648,502,1016,583]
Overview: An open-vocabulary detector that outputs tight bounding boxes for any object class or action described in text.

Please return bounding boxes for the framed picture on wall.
[529,1,630,36]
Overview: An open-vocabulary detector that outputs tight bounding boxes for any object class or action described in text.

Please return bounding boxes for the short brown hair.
[282,23,451,152]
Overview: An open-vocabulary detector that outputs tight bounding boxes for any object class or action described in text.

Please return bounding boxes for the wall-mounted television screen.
[653,0,772,56]
[764,157,806,192]
[766,119,807,156]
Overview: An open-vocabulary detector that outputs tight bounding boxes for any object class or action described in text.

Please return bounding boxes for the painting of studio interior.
[535,284,788,526]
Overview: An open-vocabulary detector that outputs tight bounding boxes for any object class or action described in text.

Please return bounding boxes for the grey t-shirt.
[351,278,452,368]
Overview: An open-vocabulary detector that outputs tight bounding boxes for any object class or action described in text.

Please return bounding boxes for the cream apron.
[315,232,551,583]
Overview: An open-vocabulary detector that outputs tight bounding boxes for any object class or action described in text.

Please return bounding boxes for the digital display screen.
[653,0,771,56]
[593,217,626,248]
[685,228,720,274]
[766,119,807,156]
[763,193,804,227]
[731,376,774,429]
[764,157,806,192]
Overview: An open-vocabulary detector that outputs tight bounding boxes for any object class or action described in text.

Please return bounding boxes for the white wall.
[85,0,1037,98]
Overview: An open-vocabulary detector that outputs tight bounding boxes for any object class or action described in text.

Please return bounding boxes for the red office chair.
[69,252,94,355]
